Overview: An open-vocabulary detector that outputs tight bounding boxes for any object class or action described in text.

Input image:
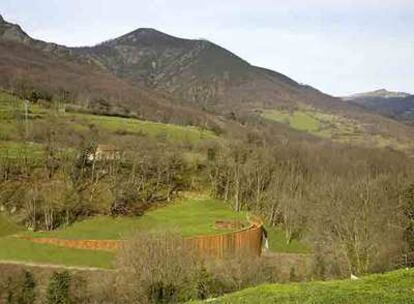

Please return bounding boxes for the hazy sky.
[1,0,413,96]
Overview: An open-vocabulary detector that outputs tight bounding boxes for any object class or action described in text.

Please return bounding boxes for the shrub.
[0,270,36,304]
[46,271,71,304]
[115,232,201,303]
[114,232,281,303]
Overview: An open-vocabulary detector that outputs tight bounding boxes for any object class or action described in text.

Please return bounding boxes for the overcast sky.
[1,0,413,96]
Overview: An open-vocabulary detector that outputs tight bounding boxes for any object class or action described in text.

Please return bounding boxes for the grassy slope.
[197,269,414,304]
[0,215,113,268]
[0,199,309,268]
[0,198,248,268]
[266,226,310,254]
[28,199,248,240]
[262,110,320,132]
[0,91,216,150]
[0,214,22,237]
[0,238,113,268]
[262,108,414,151]
[71,112,216,142]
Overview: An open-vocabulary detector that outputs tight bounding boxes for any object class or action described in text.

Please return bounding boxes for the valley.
[0,9,413,304]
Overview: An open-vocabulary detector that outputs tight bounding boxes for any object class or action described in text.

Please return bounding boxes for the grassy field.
[0,238,113,268]
[0,91,217,151]
[196,269,414,304]
[262,107,414,151]
[0,214,22,237]
[0,198,309,268]
[0,198,249,268]
[0,141,46,159]
[0,214,113,268]
[28,198,249,240]
[70,112,216,143]
[266,226,310,254]
[262,110,320,132]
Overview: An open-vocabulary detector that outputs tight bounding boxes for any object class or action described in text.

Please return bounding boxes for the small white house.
[88,144,120,162]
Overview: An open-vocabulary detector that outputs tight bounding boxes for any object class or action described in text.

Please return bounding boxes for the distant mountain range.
[343,89,414,123]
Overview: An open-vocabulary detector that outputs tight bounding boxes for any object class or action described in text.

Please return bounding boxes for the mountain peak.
[101,27,195,48]
[131,28,164,36]
[0,16,32,44]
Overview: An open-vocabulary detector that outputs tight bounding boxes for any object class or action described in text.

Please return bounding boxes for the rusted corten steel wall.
[21,217,264,257]
[185,219,263,258]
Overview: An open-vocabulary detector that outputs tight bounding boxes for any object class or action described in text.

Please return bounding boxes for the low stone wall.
[19,237,119,251]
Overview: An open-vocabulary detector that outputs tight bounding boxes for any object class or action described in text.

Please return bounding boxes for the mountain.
[0,14,367,116]
[70,26,414,148]
[1,15,414,149]
[71,27,341,114]
[0,15,216,127]
[344,89,414,123]
[344,89,411,100]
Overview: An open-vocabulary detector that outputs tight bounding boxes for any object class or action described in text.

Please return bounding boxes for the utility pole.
[24,99,29,141]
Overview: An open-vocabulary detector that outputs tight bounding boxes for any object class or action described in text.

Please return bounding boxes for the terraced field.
[27,198,249,240]
[0,198,310,268]
[0,198,248,268]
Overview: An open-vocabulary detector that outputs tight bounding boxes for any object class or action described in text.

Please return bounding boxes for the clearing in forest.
[261,107,414,151]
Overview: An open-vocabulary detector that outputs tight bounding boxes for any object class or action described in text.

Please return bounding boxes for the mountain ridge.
[0,15,333,113]
[1,15,414,149]
[0,15,222,128]
[344,89,414,123]
[344,89,412,100]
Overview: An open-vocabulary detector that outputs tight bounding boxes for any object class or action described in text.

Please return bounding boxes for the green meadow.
[265,226,310,254]
[261,107,414,151]
[0,198,310,268]
[0,198,248,268]
[28,198,249,240]
[0,91,217,153]
[196,269,414,304]
[0,237,113,268]
[70,112,216,142]
[0,214,22,237]
[0,214,112,268]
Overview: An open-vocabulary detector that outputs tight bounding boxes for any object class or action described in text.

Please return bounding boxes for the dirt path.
[0,260,114,272]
